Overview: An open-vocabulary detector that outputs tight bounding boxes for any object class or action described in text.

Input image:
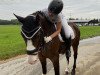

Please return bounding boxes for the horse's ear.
[13,13,24,23]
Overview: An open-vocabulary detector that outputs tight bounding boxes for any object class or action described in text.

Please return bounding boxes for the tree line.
[0,19,19,25]
[0,18,99,25]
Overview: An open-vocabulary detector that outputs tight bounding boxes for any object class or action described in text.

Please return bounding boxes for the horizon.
[0,0,100,20]
[0,15,99,21]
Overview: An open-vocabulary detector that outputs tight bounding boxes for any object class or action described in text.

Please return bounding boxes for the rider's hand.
[44,36,52,43]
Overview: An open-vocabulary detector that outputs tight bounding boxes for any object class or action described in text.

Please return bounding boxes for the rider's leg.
[60,14,72,57]
[65,36,71,57]
[61,30,71,57]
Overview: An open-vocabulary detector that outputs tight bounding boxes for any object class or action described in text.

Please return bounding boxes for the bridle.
[21,26,41,39]
[21,18,43,55]
[20,15,42,39]
[21,14,45,55]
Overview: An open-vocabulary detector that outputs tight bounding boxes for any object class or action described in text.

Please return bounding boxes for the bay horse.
[14,11,80,75]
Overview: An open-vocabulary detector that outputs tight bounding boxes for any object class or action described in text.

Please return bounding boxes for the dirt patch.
[0,54,27,64]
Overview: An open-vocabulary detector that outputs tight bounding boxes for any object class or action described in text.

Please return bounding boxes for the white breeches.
[59,14,75,42]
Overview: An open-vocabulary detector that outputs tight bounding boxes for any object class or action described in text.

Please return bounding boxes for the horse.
[14,11,80,75]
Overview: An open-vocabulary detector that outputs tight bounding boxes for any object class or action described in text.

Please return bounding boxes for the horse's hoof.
[65,71,69,75]
[71,69,75,75]
[65,70,69,75]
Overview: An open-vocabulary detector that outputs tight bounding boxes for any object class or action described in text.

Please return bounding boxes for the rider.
[42,0,73,57]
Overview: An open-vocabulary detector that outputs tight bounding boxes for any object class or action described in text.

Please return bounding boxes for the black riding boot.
[64,36,71,57]
[60,28,71,57]
[66,47,71,57]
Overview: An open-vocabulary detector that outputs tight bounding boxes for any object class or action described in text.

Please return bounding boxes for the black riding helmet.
[48,0,63,15]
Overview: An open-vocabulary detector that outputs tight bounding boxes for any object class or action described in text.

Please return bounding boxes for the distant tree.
[85,18,88,20]
[98,19,100,23]
[69,18,75,20]
[88,19,99,25]
[76,18,79,20]
[11,19,19,25]
[0,19,19,25]
[80,17,83,20]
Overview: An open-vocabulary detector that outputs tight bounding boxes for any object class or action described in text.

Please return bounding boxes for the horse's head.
[14,13,41,56]
[14,12,56,64]
[14,14,39,36]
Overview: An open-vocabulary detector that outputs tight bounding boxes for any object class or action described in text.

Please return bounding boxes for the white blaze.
[27,40,35,51]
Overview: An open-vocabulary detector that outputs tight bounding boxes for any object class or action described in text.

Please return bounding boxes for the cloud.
[0,0,100,20]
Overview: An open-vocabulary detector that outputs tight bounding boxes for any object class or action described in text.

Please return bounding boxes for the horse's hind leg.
[39,55,47,75]
[71,44,78,75]
[65,37,71,74]
[65,47,71,74]
[73,44,78,70]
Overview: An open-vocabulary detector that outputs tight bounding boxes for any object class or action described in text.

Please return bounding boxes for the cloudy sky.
[0,0,100,20]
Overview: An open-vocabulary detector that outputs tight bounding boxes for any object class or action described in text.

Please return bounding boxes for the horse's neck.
[43,23,56,36]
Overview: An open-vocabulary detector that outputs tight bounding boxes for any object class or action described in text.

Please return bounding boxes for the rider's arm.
[44,14,62,43]
[50,21,62,39]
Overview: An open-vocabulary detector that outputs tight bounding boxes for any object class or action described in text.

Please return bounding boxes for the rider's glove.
[44,36,52,43]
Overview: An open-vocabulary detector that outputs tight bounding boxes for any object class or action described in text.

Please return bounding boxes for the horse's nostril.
[26,49,38,55]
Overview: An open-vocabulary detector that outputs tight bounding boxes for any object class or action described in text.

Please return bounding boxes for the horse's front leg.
[38,54,47,75]
[40,59,47,75]
[51,54,60,75]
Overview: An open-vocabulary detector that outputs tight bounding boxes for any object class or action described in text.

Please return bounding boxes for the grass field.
[0,25,100,60]
[0,25,25,60]
[80,26,100,39]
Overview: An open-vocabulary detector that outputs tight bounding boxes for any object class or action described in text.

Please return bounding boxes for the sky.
[0,0,100,20]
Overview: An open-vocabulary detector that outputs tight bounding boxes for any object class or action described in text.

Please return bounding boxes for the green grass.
[0,25,100,60]
[80,26,100,39]
[0,25,25,60]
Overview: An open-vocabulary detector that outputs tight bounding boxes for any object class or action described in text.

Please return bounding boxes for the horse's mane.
[30,11,37,18]
[30,11,53,26]
[30,11,45,17]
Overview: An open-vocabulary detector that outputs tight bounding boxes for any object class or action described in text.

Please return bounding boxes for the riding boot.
[66,48,71,57]
[65,36,71,57]
[60,28,71,57]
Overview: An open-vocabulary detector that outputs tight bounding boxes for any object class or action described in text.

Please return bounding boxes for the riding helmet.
[48,0,63,15]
